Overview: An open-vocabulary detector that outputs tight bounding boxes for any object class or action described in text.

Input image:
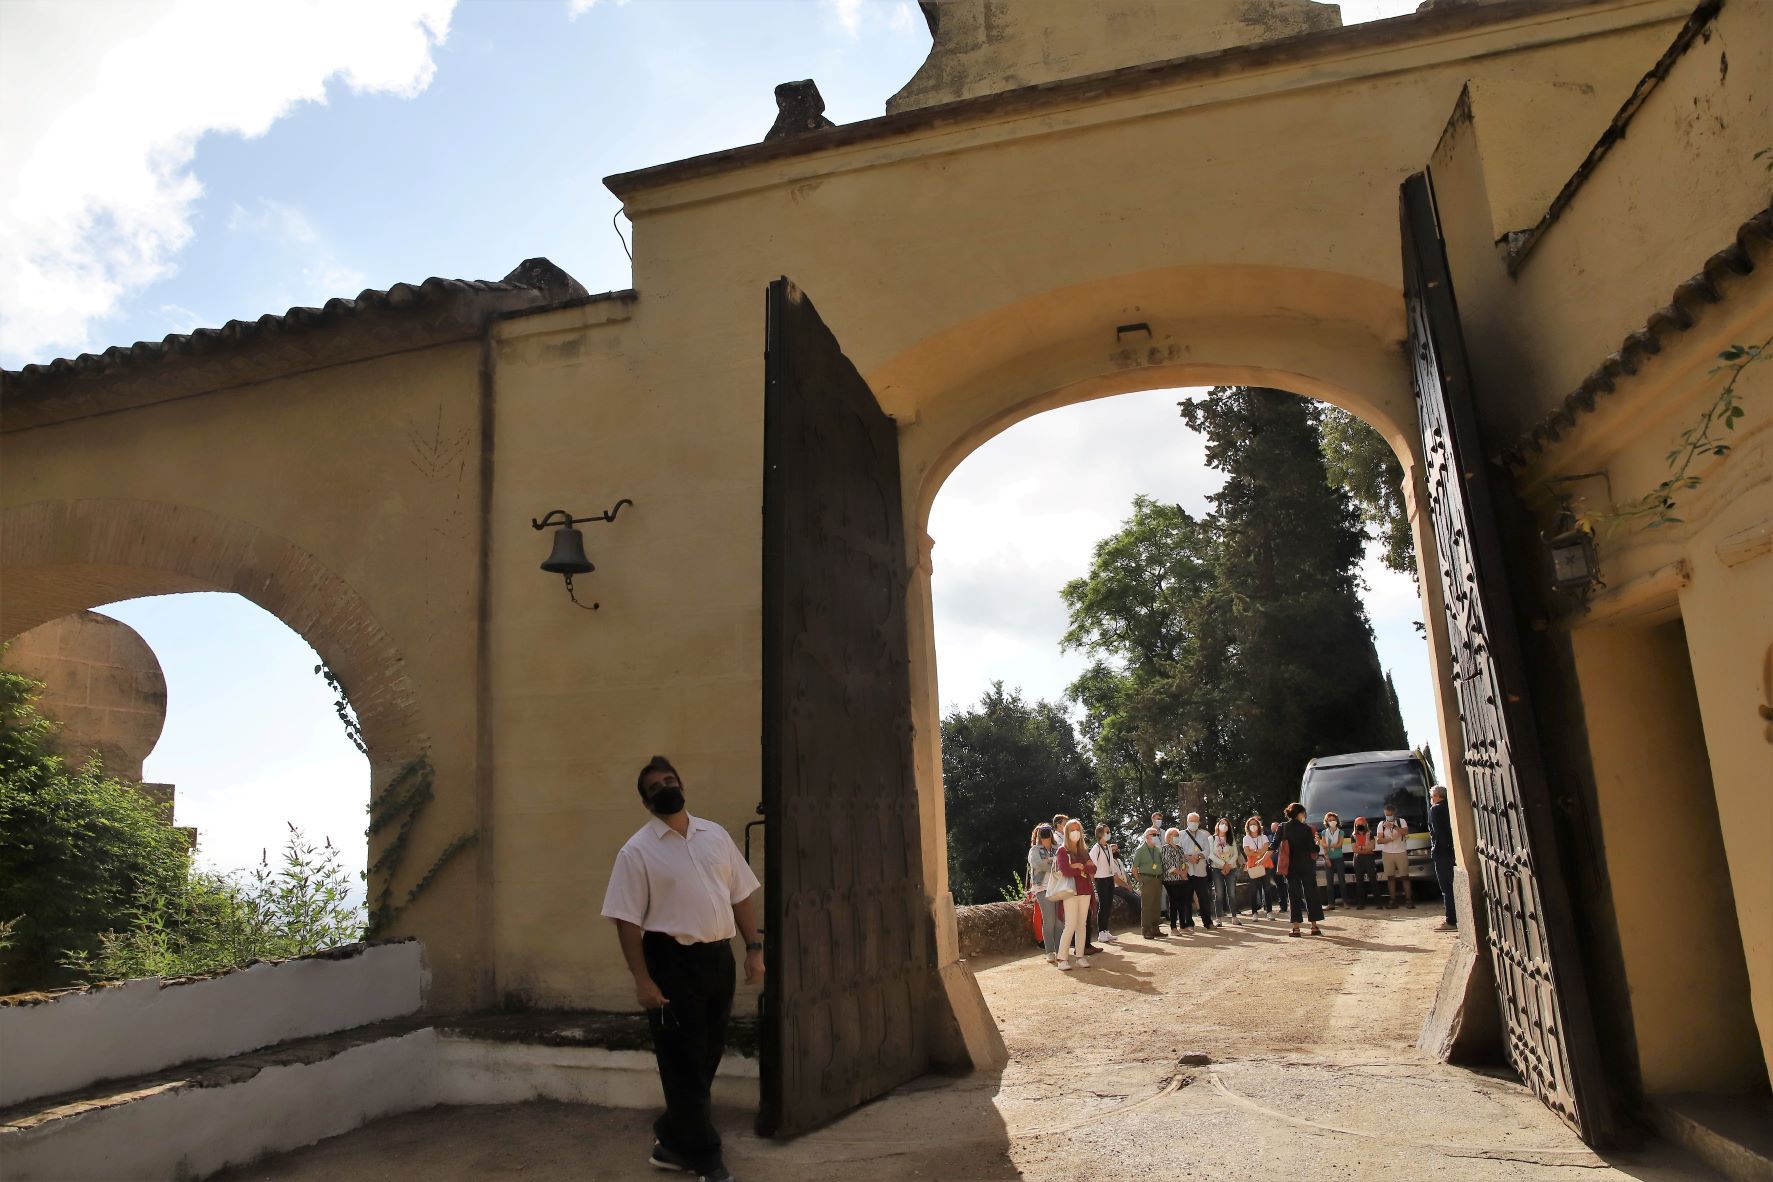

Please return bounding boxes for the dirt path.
[219,908,1710,1181]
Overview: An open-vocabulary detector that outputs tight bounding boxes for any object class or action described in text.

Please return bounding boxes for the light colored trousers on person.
[1037,892,1063,955]
[1059,894,1091,959]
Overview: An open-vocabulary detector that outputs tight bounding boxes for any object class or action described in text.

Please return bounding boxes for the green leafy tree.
[63,826,364,982]
[1318,404,1416,577]
[0,664,193,991]
[1180,388,1408,816]
[1060,497,1234,831]
[941,683,1098,905]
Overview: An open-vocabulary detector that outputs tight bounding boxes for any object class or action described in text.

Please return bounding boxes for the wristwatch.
[745,941,764,952]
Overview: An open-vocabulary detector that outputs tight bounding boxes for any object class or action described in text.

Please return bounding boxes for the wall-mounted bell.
[541,526,594,576]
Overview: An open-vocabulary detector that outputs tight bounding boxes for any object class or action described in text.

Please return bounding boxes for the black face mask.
[647,786,686,816]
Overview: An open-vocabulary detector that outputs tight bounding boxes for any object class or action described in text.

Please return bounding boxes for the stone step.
[1647,1094,1773,1182]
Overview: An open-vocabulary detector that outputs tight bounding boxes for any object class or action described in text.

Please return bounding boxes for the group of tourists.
[1025,795,1448,968]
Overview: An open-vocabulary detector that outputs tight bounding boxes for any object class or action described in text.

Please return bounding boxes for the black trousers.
[1434,854,1457,925]
[643,932,736,1172]
[1093,877,1116,929]
[1287,870,1325,924]
[1162,879,1188,927]
[1178,874,1214,926]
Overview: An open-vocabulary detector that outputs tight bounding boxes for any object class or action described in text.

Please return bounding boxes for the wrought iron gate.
[757,278,932,1138]
[1402,173,1613,1144]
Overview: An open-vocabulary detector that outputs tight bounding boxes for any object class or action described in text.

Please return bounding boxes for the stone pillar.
[906,531,1007,1071]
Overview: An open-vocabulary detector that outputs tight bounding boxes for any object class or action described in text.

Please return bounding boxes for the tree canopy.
[1051,388,1408,835]
[940,683,1097,904]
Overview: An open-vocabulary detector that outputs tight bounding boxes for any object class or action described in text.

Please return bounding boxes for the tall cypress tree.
[1179,387,1405,816]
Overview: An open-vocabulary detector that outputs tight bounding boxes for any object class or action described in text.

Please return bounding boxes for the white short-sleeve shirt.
[600,813,761,944]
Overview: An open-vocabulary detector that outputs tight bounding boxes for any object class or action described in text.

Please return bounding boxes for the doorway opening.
[926,378,1456,1063]
[1570,618,1769,1102]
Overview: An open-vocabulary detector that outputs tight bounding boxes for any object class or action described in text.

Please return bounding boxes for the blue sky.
[3,0,1428,881]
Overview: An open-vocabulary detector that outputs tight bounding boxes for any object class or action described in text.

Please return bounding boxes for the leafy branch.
[314,663,365,754]
[1580,338,1766,533]
[364,756,478,938]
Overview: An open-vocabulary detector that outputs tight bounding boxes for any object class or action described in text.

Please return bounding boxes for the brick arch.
[1,498,426,767]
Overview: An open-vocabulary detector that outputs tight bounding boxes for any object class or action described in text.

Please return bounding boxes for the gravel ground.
[217,907,1712,1181]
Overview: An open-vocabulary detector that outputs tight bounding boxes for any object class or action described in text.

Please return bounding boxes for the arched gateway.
[6,0,1768,1156]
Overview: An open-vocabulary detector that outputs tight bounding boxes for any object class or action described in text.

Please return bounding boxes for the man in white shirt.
[602,756,763,1182]
[1176,812,1216,929]
[1377,803,1415,910]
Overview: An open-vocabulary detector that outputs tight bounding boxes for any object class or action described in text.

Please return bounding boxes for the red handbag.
[1277,838,1292,877]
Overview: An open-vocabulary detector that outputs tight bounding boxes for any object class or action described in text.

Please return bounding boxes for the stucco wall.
[485,1,1679,1012]
[1,341,491,1011]
[0,941,426,1109]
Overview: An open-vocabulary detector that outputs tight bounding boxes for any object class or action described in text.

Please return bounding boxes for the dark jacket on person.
[1429,800,1454,860]
[1279,819,1318,875]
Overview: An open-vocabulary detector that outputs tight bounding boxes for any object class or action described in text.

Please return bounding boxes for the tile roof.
[1,259,605,430]
[1499,203,1773,471]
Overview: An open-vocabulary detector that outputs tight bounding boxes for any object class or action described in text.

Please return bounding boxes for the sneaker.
[1076,956,1091,967]
[650,1142,695,1173]
[1234,917,1244,926]
[1045,952,1058,962]
[1099,931,1118,943]
[1057,958,1073,971]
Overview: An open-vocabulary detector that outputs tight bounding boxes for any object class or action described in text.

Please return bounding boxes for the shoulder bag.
[1046,859,1077,901]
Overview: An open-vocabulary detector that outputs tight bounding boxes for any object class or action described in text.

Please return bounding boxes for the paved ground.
[217,906,1713,1181]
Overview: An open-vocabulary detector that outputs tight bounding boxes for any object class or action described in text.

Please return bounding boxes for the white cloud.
[0,0,454,365]
[567,0,627,17]
[226,198,369,306]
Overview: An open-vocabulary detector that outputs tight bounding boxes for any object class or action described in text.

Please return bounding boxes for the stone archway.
[1,498,427,774]
[863,277,1494,1071]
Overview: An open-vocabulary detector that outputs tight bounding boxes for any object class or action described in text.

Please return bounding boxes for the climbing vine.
[1576,338,1767,534]
[363,756,480,938]
[313,663,366,755]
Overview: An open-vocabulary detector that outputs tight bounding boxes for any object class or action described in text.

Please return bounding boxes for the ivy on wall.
[364,756,480,938]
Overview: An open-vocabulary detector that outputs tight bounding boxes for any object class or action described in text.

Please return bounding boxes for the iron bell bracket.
[530,499,634,611]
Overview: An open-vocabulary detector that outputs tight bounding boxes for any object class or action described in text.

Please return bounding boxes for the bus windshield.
[1303,761,1426,823]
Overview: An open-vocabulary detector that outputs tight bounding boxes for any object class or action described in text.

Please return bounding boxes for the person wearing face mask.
[1131,827,1168,939]
[1055,821,1096,968]
[1350,816,1378,908]
[1176,812,1215,930]
[1210,818,1241,925]
[1159,828,1188,934]
[1279,802,1325,937]
[601,756,762,1182]
[1242,817,1276,919]
[1319,812,1347,910]
[1027,824,1063,962]
[1377,804,1414,909]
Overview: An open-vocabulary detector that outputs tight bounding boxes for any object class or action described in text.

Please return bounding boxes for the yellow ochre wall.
[485,2,1681,1009]
[1443,0,1773,1085]
[1,344,492,1011]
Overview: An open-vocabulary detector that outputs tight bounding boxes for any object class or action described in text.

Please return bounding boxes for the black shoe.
[650,1142,695,1173]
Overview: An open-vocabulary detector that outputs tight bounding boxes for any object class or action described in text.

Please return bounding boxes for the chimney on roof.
[502,258,591,302]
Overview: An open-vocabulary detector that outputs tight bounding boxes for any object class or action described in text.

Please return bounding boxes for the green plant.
[61,825,364,982]
[364,756,478,937]
[999,871,1030,903]
[314,663,366,754]
[1583,338,1767,532]
[0,662,194,991]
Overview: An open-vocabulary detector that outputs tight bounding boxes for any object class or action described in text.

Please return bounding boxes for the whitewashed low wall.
[0,941,426,1108]
[1,1030,759,1181]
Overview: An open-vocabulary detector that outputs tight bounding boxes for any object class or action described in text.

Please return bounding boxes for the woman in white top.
[1210,818,1242,925]
[1242,816,1277,919]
